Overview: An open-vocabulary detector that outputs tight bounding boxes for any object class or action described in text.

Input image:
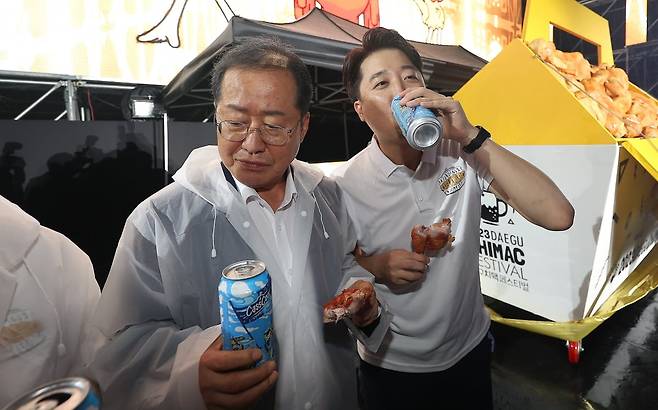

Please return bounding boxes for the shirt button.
[301,210,307,217]
[304,402,312,410]
[242,221,250,228]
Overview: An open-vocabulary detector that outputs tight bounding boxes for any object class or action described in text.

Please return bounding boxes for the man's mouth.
[236,159,269,170]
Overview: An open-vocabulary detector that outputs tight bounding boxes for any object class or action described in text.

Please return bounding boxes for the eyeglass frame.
[214,115,303,146]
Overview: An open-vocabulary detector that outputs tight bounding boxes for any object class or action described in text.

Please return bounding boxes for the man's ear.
[354,100,365,122]
[299,112,311,143]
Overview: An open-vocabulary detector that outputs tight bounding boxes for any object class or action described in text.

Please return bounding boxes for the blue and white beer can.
[218,259,275,366]
[391,95,443,150]
[3,377,102,410]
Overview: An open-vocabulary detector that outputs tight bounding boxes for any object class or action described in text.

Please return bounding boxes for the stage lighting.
[122,86,164,120]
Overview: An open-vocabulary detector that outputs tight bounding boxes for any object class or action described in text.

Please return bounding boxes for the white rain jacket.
[83,146,385,410]
[0,195,100,407]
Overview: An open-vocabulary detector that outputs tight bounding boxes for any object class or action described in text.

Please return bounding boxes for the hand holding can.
[199,336,278,410]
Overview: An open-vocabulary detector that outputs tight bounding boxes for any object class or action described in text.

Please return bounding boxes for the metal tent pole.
[163,111,170,182]
[64,80,80,120]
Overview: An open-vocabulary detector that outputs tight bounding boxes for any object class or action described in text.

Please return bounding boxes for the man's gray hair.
[211,37,312,114]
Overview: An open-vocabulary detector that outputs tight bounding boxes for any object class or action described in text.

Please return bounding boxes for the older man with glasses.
[81,37,387,410]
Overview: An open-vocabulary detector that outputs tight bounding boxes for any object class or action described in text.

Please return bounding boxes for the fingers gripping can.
[391,95,443,150]
[4,377,102,410]
[218,259,275,365]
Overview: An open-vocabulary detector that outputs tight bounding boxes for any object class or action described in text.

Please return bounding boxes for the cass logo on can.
[218,260,275,366]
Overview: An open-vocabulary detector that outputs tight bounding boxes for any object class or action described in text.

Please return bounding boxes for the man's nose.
[241,128,266,152]
[391,79,405,96]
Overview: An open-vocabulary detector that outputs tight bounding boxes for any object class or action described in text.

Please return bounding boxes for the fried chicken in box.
[528,38,658,138]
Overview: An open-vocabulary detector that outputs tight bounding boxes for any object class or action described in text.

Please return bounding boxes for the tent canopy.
[161,9,487,118]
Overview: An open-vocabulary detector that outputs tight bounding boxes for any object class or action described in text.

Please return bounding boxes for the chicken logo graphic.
[137,0,235,48]
[413,0,446,44]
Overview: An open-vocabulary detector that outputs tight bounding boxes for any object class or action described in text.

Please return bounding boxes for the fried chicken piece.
[323,282,375,324]
[411,224,429,254]
[612,92,633,115]
[606,115,628,138]
[425,218,455,252]
[630,92,658,128]
[528,38,556,61]
[623,114,643,138]
[557,51,591,81]
[643,126,658,138]
[608,67,629,87]
[410,218,455,255]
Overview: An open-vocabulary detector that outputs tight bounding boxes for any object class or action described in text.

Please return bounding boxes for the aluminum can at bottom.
[218,259,275,366]
[3,377,101,410]
[391,95,442,150]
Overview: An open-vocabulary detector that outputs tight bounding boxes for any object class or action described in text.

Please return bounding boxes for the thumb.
[209,334,224,350]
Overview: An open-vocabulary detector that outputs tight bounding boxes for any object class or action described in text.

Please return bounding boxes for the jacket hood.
[172,145,325,210]
[172,146,233,211]
[0,196,40,271]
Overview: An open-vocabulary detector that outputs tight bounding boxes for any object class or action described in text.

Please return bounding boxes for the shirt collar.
[367,136,438,178]
[234,167,297,210]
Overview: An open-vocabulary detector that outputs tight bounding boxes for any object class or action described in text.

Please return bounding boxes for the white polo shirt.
[333,137,493,372]
[234,169,297,287]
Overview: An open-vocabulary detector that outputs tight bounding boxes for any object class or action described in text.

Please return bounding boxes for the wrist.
[367,253,385,280]
[462,126,491,154]
[460,126,479,145]
[357,306,381,335]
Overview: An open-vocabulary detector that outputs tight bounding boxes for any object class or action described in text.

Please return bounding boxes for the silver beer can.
[391,95,442,150]
[3,377,101,410]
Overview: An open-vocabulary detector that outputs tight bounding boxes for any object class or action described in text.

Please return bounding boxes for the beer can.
[218,259,275,366]
[3,377,101,410]
[391,95,442,150]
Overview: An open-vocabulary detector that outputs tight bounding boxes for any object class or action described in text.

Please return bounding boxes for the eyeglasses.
[215,116,301,146]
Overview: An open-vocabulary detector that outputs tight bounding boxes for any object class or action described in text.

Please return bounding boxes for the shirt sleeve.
[81,205,217,410]
[334,185,392,353]
[343,302,392,353]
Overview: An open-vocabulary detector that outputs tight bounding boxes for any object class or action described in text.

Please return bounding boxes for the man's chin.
[233,170,272,190]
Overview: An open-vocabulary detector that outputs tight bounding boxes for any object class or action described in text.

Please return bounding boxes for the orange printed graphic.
[294,0,379,27]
